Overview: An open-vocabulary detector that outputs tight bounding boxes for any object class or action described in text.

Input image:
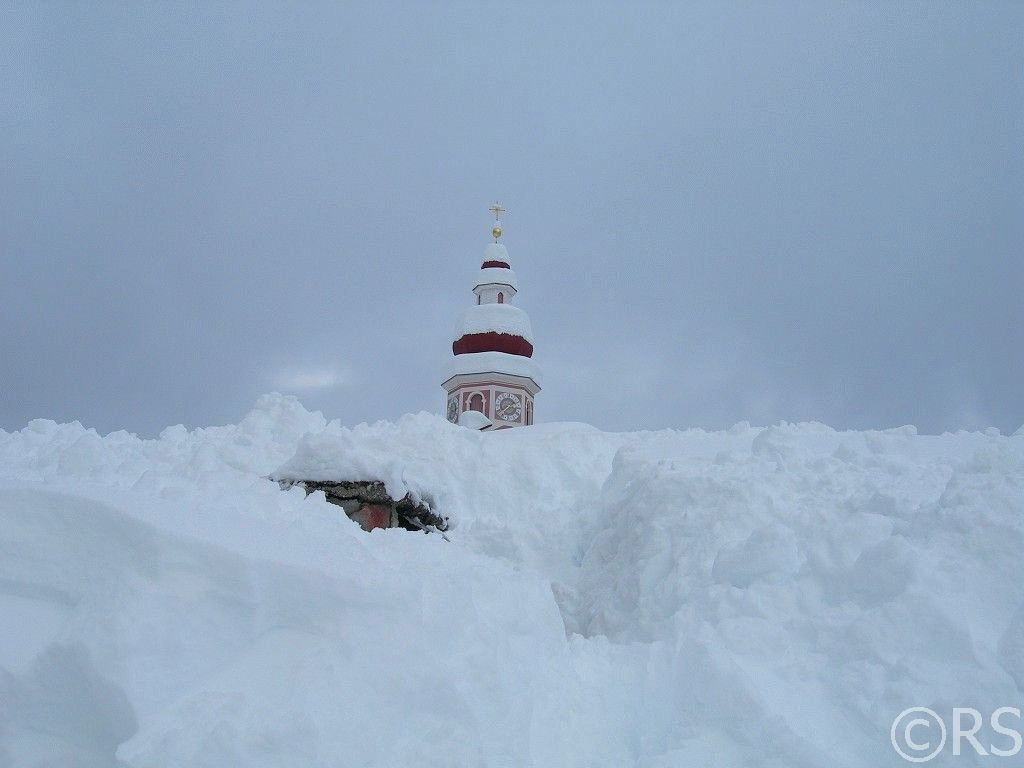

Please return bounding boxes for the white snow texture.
[1,393,1022,767]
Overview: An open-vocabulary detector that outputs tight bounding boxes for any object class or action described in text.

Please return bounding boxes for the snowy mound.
[457,408,493,430]
[2,395,1023,767]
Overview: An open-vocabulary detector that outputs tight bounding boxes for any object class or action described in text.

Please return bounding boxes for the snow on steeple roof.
[474,267,518,293]
[483,243,510,267]
[442,350,543,388]
[455,304,534,343]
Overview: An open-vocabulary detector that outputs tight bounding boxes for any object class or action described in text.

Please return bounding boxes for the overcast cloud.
[1,2,1020,436]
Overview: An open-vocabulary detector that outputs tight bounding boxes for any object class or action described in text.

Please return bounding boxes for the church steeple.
[442,205,541,429]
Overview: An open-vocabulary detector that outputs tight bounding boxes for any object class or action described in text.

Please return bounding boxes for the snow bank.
[570,423,1024,765]
[1,395,1022,767]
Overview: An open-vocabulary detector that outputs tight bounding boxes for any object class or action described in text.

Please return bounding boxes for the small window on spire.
[497,292,504,304]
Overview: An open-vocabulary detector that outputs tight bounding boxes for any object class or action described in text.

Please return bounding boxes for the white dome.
[455,303,534,343]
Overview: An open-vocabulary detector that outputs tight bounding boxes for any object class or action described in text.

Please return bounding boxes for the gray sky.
[2,2,1021,437]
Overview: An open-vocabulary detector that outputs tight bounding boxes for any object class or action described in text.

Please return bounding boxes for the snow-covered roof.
[454,304,534,343]
[457,409,493,430]
[484,242,509,264]
[442,350,542,386]
[474,267,518,292]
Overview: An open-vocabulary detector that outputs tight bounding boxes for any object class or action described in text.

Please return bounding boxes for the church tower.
[442,204,540,429]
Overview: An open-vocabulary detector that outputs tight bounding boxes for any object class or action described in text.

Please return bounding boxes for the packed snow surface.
[1,393,1022,767]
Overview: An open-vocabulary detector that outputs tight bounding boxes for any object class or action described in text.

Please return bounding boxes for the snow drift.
[1,394,1022,767]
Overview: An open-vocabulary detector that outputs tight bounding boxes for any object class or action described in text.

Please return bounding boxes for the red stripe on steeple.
[453,332,534,358]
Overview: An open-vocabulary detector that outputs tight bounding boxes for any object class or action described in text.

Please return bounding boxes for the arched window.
[469,393,484,413]
[497,292,504,304]
[526,399,533,426]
